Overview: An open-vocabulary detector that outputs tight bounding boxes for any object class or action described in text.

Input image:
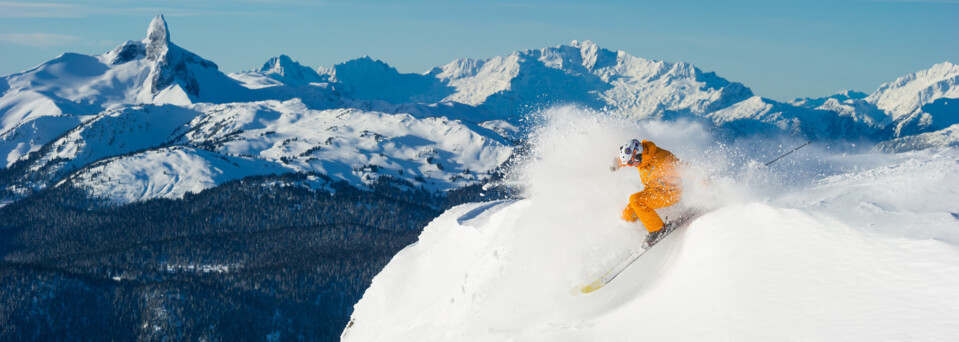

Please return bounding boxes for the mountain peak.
[866,61,959,120]
[835,90,869,99]
[145,14,170,62]
[568,39,596,51]
[134,14,230,100]
[926,61,959,79]
[259,55,295,73]
[257,55,324,86]
[147,14,170,46]
[334,56,396,74]
[571,40,605,70]
[932,61,957,70]
[569,40,597,49]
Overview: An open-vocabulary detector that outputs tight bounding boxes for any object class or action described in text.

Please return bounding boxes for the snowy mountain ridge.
[5,98,513,204]
[254,55,327,87]
[1,15,957,206]
[247,40,956,143]
[870,62,959,136]
[316,39,756,121]
[788,62,959,137]
[0,15,255,168]
[868,61,959,119]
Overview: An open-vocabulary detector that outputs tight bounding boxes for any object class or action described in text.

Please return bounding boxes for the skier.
[613,139,683,246]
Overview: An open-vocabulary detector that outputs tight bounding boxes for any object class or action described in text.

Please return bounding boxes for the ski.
[580,210,701,294]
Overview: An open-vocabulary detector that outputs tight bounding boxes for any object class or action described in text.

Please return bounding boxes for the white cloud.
[0,33,82,47]
[0,1,82,18]
[0,1,304,18]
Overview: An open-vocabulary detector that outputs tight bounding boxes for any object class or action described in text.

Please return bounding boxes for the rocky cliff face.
[144,14,218,98]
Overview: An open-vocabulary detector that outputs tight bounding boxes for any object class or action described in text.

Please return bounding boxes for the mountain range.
[2,15,957,341]
[1,14,957,207]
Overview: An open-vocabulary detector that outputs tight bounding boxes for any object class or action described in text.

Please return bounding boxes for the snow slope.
[343,107,959,341]
[34,99,513,204]
[874,123,959,153]
[178,99,513,191]
[64,146,289,204]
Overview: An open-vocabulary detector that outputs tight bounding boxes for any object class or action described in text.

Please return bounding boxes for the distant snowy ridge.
[310,40,757,124]
[789,90,869,108]
[230,55,328,88]
[871,62,959,137]
[788,62,959,138]
[2,15,957,206]
[868,62,959,120]
[7,98,513,204]
[242,40,956,143]
[0,15,251,166]
[874,123,959,153]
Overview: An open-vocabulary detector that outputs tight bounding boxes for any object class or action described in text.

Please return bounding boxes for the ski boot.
[642,229,663,248]
[643,219,679,248]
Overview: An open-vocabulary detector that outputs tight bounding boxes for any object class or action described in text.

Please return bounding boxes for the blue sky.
[0,0,956,101]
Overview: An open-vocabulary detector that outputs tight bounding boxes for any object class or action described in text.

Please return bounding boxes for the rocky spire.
[143,14,181,95]
[146,14,170,61]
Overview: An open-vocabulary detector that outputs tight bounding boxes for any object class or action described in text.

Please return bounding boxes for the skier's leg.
[629,188,680,232]
[630,197,664,232]
[621,205,638,222]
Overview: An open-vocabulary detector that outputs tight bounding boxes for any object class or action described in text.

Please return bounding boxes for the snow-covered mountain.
[787,62,959,141]
[435,40,754,119]
[341,108,959,341]
[322,56,452,105]
[789,89,869,108]
[2,15,957,206]
[321,40,758,125]
[705,95,877,139]
[6,98,512,204]
[870,62,959,137]
[874,122,959,153]
[0,16,520,205]
[230,55,328,88]
[7,104,200,197]
[268,40,956,142]
[868,62,959,121]
[0,15,253,167]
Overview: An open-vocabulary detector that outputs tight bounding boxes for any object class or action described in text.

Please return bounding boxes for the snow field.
[68,146,289,204]
[11,98,513,205]
[343,107,959,341]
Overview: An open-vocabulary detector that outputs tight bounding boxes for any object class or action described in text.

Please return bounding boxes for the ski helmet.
[619,139,642,165]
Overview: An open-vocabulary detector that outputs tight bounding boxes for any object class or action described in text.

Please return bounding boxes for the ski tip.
[580,281,604,294]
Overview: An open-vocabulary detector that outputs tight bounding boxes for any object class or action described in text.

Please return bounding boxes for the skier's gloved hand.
[610,157,621,172]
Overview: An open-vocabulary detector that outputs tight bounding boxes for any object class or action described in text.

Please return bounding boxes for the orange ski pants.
[621,187,681,233]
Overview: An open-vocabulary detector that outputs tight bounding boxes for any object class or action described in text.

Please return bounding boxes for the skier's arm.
[610,157,623,172]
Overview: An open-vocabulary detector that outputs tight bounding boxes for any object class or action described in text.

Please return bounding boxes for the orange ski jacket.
[622,140,682,190]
